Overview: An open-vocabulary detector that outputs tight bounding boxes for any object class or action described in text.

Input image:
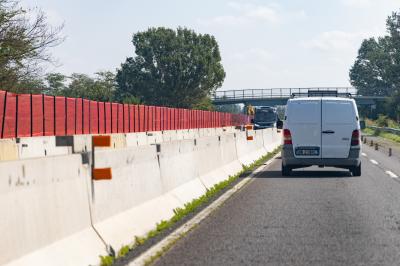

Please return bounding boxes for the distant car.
[252,106,278,129]
[279,92,362,176]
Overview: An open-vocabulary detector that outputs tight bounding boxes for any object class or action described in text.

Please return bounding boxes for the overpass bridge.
[212,87,386,106]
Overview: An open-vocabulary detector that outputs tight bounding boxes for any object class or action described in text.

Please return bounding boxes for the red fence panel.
[43,95,55,136]
[153,107,158,131]
[134,105,140,132]
[75,99,83,135]
[66,98,76,135]
[111,103,118,133]
[82,99,90,134]
[131,105,136,132]
[17,94,31,137]
[123,104,129,133]
[117,104,123,133]
[105,102,111,134]
[138,105,144,132]
[0,91,5,137]
[2,93,17,138]
[98,102,105,134]
[55,96,66,136]
[31,94,43,136]
[148,106,154,132]
[90,101,98,134]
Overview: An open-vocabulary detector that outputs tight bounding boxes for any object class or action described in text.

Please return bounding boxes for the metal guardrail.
[367,125,400,135]
[212,87,358,101]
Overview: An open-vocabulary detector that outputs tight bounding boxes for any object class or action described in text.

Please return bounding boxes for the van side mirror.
[360,120,366,130]
[277,120,283,129]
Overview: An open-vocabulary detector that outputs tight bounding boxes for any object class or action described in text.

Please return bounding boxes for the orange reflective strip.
[247,136,254,141]
[92,168,112,180]
[245,124,253,130]
[92,135,111,147]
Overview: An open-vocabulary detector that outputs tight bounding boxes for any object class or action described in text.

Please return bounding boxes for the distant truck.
[251,106,278,129]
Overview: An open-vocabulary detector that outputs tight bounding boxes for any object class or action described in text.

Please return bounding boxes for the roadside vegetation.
[350,10,400,122]
[362,115,400,143]
[99,147,281,266]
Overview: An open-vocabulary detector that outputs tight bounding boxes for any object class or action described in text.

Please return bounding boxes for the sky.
[21,0,400,90]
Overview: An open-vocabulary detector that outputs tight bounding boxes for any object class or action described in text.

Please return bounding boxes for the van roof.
[288,97,355,102]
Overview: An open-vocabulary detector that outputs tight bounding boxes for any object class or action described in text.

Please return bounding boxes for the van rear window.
[287,101,320,123]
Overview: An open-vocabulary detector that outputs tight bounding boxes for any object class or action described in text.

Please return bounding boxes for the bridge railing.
[212,87,357,101]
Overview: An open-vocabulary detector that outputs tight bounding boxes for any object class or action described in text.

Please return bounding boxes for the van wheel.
[282,164,292,176]
[351,163,361,177]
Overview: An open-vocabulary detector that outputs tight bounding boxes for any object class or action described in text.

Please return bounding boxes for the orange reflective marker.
[93,135,111,147]
[247,136,254,141]
[245,124,253,130]
[92,168,112,180]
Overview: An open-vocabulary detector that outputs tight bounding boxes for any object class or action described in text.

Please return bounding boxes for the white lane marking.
[362,152,367,157]
[370,159,379,165]
[385,170,399,179]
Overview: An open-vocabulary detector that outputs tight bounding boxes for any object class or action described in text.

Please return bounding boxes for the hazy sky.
[21,0,400,90]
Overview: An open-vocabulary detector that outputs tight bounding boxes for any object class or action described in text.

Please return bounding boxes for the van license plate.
[295,148,319,156]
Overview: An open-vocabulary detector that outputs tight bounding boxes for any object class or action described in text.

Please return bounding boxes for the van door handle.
[322,130,335,134]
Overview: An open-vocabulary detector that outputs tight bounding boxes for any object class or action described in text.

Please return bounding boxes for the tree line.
[350,10,400,121]
[0,0,226,111]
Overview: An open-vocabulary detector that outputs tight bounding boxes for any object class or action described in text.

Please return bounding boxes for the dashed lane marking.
[361,153,367,157]
[370,159,379,165]
[385,170,399,179]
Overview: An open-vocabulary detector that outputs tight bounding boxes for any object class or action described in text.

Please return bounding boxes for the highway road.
[153,143,400,266]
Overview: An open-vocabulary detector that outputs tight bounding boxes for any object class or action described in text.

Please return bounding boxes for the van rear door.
[287,99,321,158]
[321,99,356,158]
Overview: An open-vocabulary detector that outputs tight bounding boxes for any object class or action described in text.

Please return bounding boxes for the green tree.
[44,73,67,95]
[215,104,243,114]
[45,71,116,102]
[350,10,400,120]
[0,0,63,93]
[116,27,225,108]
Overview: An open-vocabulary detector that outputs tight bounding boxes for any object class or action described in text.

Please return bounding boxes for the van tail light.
[351,130,360,146]
[283,129,293,145]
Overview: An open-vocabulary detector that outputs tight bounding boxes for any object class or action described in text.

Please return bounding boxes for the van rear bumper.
[282,145,361,169]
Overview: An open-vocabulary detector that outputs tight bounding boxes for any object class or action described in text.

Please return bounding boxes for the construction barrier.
[0,90,250,139]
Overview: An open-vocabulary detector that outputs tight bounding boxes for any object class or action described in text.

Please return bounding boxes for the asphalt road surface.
[153,144,400,266]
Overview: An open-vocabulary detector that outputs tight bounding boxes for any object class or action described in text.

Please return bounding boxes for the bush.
[376,114,389,127]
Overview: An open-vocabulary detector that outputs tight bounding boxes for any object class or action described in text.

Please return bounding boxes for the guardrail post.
[370,140,373,146]
[363,137,367,144]
[389,148,392,157]
[375,143,379,151]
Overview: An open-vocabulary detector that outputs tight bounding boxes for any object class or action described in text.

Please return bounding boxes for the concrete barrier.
[0,155,104,266]
[220,133,242,177]
[0,139,18,161]
[159,140,207,203]
[89,145,176,250]
[0,127,281,266]
[196,136,227,188]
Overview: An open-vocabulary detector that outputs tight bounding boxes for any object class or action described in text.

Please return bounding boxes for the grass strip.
[100,146,281,266]
[363,128,400,143]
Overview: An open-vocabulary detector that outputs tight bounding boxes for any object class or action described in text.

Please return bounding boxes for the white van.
[280,94,361,176]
